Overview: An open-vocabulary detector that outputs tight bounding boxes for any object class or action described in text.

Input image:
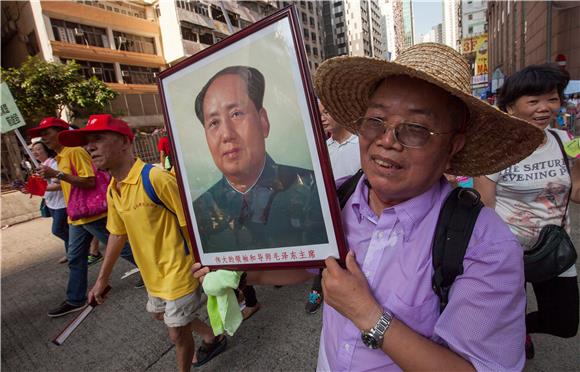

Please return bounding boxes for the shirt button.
[344,344,351,351]
[377,231,384,239]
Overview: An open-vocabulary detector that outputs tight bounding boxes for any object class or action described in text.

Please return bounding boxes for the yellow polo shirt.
[55,147,107,225]
[106,158,198,300]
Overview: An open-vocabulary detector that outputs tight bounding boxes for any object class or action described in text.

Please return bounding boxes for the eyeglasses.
[354,117,454,148]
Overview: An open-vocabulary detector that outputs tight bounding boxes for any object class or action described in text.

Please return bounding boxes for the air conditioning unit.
[74,28,84,36]
[91,67,103,75]
[121,70,130,77]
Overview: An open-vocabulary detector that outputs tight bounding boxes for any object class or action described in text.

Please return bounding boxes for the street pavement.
[1,205,579,371]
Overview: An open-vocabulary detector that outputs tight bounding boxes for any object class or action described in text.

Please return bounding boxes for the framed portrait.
[158,5,347,270]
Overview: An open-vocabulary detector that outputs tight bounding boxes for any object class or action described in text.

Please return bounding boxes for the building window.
[311,32,316,41]
[302,12,307,22]
[303,28,309,39]
[181,21,215,45]
[239,19,252,29]
[113,31,156,55]
[308,2,313,11]
[51,19,108,48]
[468,14,473,20]
[468,26,474,34]
[61,59,116,83]
[177,1,209,17]
[309,17,315,27]
[313,47,318,56]
[211,5,225,23]
[119,64,160,85]
[76,0,146,19]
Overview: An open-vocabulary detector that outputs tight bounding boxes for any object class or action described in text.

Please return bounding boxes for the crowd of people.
[21,43,578,371]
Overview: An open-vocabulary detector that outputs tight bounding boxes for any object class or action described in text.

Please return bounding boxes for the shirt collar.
[221,153,276,194]
[116,158,145,185]
[349,176,450,238]
[55,146,72,161]
[328,134,359,146]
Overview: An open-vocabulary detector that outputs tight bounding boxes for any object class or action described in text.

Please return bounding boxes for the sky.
[413,0,443,38]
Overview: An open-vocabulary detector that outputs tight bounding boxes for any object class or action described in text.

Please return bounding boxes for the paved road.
[1,205,579,371]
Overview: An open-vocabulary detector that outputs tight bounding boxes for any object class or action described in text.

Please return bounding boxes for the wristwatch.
[55,171,65,180]
[360,310,394,349]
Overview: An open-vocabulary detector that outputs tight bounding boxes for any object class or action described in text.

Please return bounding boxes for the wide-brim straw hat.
[315,43,544,176]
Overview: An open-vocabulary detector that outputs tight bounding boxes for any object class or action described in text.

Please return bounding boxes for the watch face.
[361,333,379,349]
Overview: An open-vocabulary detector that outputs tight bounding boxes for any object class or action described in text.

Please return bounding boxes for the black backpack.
[336,170,483,313]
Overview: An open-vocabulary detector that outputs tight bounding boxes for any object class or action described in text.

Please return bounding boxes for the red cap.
[58,114,134,147]
[27,117,70,138]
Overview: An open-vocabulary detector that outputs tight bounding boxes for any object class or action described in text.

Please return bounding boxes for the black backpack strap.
[432,187,483,313]
[337,169,364,209]
[548,130,572,227]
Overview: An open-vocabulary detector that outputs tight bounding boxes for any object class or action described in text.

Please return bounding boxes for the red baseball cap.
[58,114,134,147]
[27,117,70,138]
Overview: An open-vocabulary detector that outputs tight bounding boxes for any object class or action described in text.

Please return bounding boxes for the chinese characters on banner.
[213,249,317,265]
[1,82,26,134]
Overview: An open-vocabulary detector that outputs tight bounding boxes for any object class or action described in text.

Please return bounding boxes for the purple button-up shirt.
[317,177,526,371]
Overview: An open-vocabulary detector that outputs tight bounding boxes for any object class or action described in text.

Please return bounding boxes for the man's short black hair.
[194,66,265,125]
[496,64,569,112]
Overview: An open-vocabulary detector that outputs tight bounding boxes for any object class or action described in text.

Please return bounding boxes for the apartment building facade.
[488,0,580,92]
[2,0,325,131]
[462,0,487,38]
[442,0,460,50]
[322,0,385,59]
[2,0,166,128]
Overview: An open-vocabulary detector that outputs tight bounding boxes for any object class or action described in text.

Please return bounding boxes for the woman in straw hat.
[193,43,543,371]
[474,64,579,360]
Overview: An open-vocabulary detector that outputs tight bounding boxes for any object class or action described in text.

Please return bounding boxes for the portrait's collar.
[224,155,271,195]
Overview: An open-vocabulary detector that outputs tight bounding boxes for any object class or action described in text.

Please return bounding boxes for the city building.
[2,0,166,128]
[442,0,460,50]
[462,0,487,38]
[419,23,443,44]
[379,0,397,60]
[2,0,324,130]
[401,0,414,49]
[322,0,385,59]
[459,0,488,97]
[291,1,325,71]
[488,1,580,93]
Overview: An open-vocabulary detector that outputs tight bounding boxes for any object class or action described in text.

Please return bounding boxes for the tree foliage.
[0,57,117,124]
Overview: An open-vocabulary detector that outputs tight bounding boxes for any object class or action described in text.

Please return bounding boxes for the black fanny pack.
[523,131,577,283]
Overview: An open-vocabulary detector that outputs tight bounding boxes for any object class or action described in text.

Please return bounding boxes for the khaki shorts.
[146,287,203,328]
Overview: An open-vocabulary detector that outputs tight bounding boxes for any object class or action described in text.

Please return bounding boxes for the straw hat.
[315,43,544,176]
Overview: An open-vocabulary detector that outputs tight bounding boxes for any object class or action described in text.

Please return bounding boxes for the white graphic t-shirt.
[487,129,576,277]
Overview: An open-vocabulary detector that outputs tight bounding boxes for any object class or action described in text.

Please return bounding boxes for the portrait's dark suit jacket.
[193,154,328,253]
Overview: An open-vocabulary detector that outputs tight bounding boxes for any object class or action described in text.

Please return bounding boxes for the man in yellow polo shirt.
[58,114,225,372]
[31,118,138,318]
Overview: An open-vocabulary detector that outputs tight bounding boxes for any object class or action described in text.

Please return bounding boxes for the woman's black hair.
[496,64,569,112]
[32,141,57,158]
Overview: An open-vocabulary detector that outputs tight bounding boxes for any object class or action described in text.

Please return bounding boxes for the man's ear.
[506,104,515,115]
[446,133,465,170]
[259,108,270,138]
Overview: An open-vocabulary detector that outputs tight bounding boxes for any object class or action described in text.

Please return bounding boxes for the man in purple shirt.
[194,43,544,370]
